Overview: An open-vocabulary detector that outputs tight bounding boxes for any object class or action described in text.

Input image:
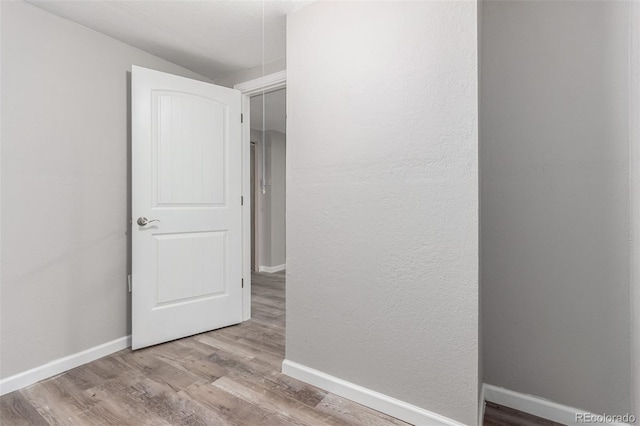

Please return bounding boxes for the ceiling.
[251,88,286,134]
[27,0,311,82]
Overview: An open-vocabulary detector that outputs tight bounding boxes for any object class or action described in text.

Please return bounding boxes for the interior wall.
[480,0,631,415]
[216,58,286,89]
[286,2,479,425]
[1,1,209,379]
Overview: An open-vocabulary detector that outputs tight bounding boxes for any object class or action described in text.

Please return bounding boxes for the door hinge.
[241,196,244,206]
[127,275,132,293]
[242,278,244,288]
[241,113,244,123]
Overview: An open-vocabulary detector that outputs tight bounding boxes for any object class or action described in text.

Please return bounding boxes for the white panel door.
[132,66,243,350]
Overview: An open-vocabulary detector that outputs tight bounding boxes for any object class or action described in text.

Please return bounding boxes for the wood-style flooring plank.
[20,375,101,426]
[315,393,408,426]
[0,391,49,426]
[212,376,349,426]
[83,377,174,426]
[181,381,301,426]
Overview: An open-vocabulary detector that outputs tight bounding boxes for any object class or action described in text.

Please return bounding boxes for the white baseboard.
[282,360,467,426]
[259,264,286,273]
[483,384,634,426]
[0,335,131,396]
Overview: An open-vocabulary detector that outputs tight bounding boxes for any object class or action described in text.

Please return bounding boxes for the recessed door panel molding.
[154,231,227,306]
[153,91,227,207]
[132,65,243,350]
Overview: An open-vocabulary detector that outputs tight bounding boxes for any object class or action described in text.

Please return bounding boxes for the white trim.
[630,0,640,416]
[234,70,286,97]
[0,336,131,396]
[259,264,286,273]
[241,94,252,321]
[235,70,287,322]
[483,384,633,426]
[282,360,467,426]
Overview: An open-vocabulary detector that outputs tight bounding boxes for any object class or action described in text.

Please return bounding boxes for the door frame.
[235,70,287,321]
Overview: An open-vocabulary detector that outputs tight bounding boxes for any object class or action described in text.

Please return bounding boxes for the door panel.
[155,92,226,205]
[154,231,226,304]
[132,66,243,350]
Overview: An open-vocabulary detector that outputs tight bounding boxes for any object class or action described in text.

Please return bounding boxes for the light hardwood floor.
[0,272,560,426]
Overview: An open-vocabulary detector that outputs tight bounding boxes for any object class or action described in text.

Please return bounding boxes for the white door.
[132,66,243,350]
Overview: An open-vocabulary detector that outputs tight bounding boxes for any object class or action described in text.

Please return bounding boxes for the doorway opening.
[236,72,287,325]
[249,88,286,275]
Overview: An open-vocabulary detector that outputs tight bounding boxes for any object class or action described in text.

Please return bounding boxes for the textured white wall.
[481,0,631,415]
[1,1,209,379]
[286,2,479,424]
[216,58,286,89]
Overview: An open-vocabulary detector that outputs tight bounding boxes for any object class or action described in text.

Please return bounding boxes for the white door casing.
[132,66,243,350]
[235,71,286,319]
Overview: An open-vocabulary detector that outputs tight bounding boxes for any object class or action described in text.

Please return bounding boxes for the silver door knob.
[137,217,160,226]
